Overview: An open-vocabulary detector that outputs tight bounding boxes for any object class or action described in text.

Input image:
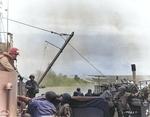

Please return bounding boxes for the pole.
[37,32,74,86]
[7,0,9,52]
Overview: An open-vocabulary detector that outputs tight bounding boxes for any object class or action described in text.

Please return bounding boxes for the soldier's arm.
[17,96,31,103]
[130,91,140,97]
[33,81,37,88]
[134,91,140,97]
[25,81,33,89]
[0,57,15,72]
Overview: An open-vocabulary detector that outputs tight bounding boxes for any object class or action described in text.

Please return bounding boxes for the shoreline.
[39,84,94,88]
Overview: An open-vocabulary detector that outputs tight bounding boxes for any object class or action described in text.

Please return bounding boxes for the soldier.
[0,47,19,72]
[56,93,72,117]
[85,89,93,96]
[114,85,139,117]
[100,84,115,117]
[25,74,38,98]
[18,91,59,117]
[147,83,150,102]
[73,88,84,96]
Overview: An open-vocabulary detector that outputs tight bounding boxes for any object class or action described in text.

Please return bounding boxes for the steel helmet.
[77,88,80,91]
[29,74,35,79]
[9,47,19,55]
[118,85,126,92]
[61,93,71,103]
[101,84,108,89]
[45,91,60,102]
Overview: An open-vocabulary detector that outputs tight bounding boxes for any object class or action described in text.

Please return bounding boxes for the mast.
[37,32,74,86]
[0,0,12,52]
[0,0,2,43]
[6,0,9,52]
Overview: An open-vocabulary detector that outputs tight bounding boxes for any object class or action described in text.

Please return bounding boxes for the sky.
[1,0,150,80]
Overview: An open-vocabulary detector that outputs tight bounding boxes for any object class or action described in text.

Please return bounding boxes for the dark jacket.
[73,91,84,96]
[85,92,93,96]
[26,80,37,98]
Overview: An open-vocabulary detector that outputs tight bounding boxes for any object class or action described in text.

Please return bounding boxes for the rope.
[37,42,48,81]
[2,17,70,36]
[60,36,108,80]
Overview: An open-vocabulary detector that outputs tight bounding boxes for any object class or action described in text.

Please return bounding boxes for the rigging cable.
[2,17,70,36]
[4,17,109,81]
[37,41,48,81]
[60,35,109,81]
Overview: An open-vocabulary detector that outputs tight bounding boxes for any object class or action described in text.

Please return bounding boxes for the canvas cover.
[70,97,109,117]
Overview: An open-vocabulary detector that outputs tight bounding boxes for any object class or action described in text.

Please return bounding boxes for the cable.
[37,41,47,81]
[60,36,108,81]
[2,17,70,36]
[3,17,109,81]
[45,40,60,49]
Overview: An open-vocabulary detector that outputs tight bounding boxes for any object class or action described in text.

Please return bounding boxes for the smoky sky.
[3,0,150,79]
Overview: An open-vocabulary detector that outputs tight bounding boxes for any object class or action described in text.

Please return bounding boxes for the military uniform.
[26,74,39,98]
[114,85,139,117]
[56,103,72,117]
[100,84,115,117]
[0,52,16,72]
[0,47,19,72]
[73,88,84,96]
[56,93,72,117]
[147,84,150,102]
[85,89,93,96]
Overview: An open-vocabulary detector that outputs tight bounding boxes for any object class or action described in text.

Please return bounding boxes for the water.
[36,85,94,97]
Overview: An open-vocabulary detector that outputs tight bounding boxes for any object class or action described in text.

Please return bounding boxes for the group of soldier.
[18,91,72,117]
[1,47,150,117]
[18,74,73,117]
[24,74,143,117]
[72,79,150,117]
[0,48,72,117]
[100,82,140,117]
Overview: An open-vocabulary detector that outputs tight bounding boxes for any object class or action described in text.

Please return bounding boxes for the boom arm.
[37,32,74,86]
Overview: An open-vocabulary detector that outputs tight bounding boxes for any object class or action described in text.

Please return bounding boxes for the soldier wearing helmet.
[100,84,115,117]
[25,74,38,98]
[114,85,139,117]
[73,88,84,96]
[56,93,72,117]
[18,91,59,117]
[100,83,112,101]
[0,47,19,72]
